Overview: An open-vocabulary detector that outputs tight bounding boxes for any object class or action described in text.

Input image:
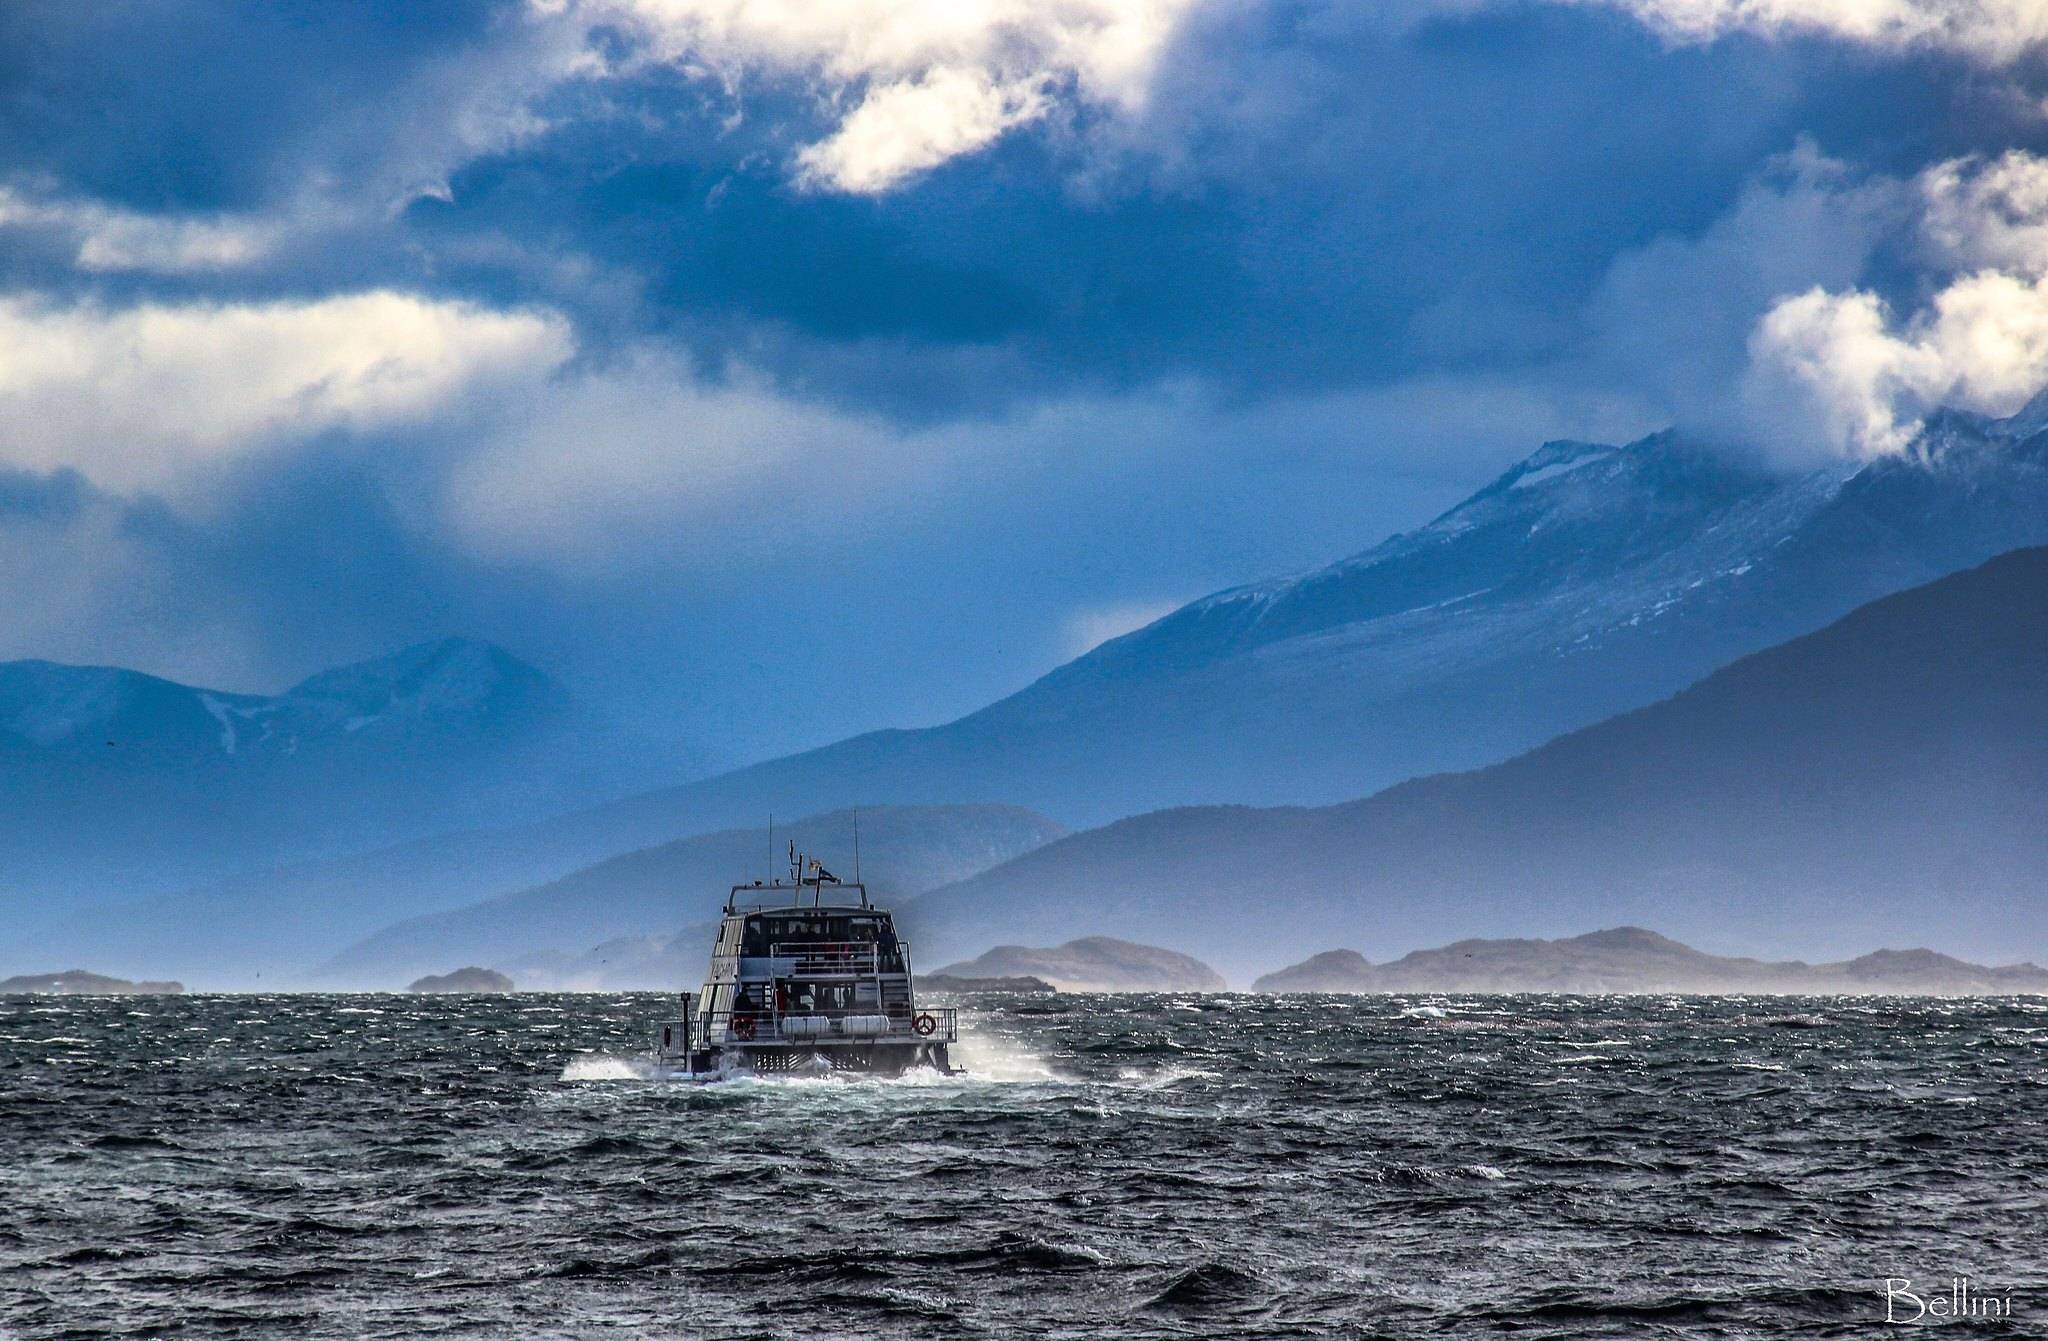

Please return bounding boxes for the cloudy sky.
[2,0,2046,765]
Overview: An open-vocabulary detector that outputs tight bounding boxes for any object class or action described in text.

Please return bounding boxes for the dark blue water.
[3,992,2043,1338]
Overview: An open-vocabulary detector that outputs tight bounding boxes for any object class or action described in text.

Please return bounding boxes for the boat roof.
[724,878,879,914]
[724,841,888,913]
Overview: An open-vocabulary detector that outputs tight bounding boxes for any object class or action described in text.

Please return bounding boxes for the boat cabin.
[657,844,955,1076]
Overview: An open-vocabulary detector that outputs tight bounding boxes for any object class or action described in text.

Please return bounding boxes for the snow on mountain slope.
[284,637,562,739]
[564,407,2048,833]
[903,546,2048,979]
[186,403,2048,949]
[0,638,559,765]
[948,411,2048,804]
[0,639,575,909]
[39,402,2047,982]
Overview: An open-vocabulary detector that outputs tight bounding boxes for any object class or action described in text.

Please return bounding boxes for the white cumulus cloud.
[1919,149,2048,274]
[795,65,1050,193]
[0,187,285,275]
[545,0,1198,192]
[1589,0,2048,63]
[0,291,573,494]
[1741,151,2048,458]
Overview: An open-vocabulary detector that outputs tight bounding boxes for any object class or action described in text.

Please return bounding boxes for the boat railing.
[683,1005,958,1046]
[724,879,872,913]
[706,943,912,976]
[768,941,898,975]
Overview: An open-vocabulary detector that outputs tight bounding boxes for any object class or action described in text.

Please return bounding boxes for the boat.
[653,842,958,1079]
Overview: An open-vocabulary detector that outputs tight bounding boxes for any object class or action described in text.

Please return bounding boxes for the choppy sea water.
[3,993,2045,1339]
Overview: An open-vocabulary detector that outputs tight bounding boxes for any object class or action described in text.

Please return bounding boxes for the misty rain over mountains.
[7,394,2048,989]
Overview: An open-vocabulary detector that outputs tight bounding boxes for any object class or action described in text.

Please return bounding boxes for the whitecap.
[1115,1065,1218,1090]
[948,1036,1061,1082]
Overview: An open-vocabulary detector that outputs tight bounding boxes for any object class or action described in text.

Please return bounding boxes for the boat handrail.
[706,942,914,976]
[723,879,873,912]
[769,942,881,974]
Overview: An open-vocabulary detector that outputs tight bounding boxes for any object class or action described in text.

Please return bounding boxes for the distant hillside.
[320,805,1066,989]
[0,970,184,995]
[408,968,516,994]
[931,938,1226,992]
[902,547,2048,978]
[88,406,2048,975]
[1253,928,2048,994]
[920,974,1057,994]
[0,638,585,916]
[439,405,2048,835]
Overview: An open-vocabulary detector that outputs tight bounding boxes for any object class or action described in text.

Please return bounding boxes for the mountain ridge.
[899,545,2048,978]
[314,804,1068,991]
[473,408,2048,848]
[0,636,680,939]
[23,408,2048,976]
[1252,928,2048,995]
[930,937,1228,993]
[0,637,550,757]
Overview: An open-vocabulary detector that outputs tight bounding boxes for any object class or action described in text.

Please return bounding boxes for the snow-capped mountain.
[0,638,558,766]
[991,407,2048,810]
[544,396,2048,838]
[26,401,2047,975]
[901,545,2048,977]
[0,638,575,905]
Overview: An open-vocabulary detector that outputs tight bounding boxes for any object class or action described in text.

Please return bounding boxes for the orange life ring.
[732,1012,756,1040]
[912,1012,937,1037]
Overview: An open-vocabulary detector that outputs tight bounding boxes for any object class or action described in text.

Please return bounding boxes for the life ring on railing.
[912,1013,938,1037]
[732,1012,756,1041]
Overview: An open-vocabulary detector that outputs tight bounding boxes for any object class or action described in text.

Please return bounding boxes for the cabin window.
[775,981,861,1013]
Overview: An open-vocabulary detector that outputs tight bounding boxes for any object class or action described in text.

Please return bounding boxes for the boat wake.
[558,1053,657,1082]
[558,1036,1060,1087]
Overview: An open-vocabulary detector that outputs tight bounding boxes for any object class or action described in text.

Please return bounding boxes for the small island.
[407,966,516,993]
[1253,928,2048,995]
[919,974,1057,994]
[0,970,184,995]
[931,937,1226,992]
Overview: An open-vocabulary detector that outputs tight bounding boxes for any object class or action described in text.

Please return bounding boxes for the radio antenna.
[853,809,862,887]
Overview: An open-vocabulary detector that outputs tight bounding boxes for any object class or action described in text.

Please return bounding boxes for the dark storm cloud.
[2,0,2044,762]
[0,0,508,210]
[4,1,2037,410]
[404,4,2046,414]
